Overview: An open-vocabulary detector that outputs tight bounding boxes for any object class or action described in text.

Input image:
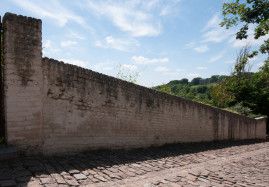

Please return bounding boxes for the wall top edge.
[3,12,41,24]
[255,116,268,121]
[0,13,263,123]
[42,57,263,122]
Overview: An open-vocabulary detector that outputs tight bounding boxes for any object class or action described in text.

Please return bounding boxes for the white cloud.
[85,0,180,37]
[67,31,85,40]
[132,56,169,65]
[154,66,184,77]
[229,25,269,48]
[95,36,139,51]
[203,28,233,43]
[209,51,225,63]
[154,66,170,72]
[92,62,114,72]
[12,0,86,27]
[60,40,78,48]
[121,64,138,71]
[187,73,200,78]
[194,45,209,53]
[202,14,234,43]
[176,68,185,72]
[159,0,181,16]
[196,66,207,70]
[43,40,52,49]
[185,41,196,49]
[60,58,89,69]
[224,60,234,64]
[43,40,60,56]
[185,42,209,53]
[202,14,269,49]
[203,14,220,31]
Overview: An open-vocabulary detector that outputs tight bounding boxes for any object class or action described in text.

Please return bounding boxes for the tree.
[221,0,269,59]
[211,47,269,119]
[179,78,189,84]
[116,64,139,84]
[220,1,269,129]
[191,77,202,85]
[233,46,253,75]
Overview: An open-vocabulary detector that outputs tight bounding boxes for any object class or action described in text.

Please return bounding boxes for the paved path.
[0,141,268,187]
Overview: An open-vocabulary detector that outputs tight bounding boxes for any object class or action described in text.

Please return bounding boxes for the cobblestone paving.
[0,141,268,187]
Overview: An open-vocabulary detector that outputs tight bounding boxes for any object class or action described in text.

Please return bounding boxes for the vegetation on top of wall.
[221,0,269,59]
[155,0,269,126]
[154,47,268,119]
[153,75,227,105]
[220,0,269,128]
[116,64,139,84]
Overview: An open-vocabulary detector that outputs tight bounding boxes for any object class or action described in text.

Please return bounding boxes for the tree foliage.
[154,75,227,104]
[116,64,139,84]
[220,0,269,123]
[221,0,269,59]
[156,1,268,133]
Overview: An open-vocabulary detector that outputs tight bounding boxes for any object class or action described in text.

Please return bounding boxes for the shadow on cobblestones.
[0,140,267,186]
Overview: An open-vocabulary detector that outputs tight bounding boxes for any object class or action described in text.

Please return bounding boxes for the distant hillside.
[153,75,228,104]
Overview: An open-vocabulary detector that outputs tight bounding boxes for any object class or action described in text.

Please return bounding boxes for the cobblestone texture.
[0,140,268,187]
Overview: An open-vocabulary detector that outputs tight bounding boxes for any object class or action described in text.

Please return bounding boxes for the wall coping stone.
[42,57,264,123]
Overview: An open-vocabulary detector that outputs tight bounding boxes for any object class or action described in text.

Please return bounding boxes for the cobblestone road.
[0,140,268,187]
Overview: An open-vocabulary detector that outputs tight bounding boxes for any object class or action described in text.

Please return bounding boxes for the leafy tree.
[154,76,218,104]
[221,0,269,60]
[220,0,269,133]
[211,47,269,119]
[211,77,235,108]
[233,46,253,75]
[179,78,189,84]
[116,64,139,83]
[191,77,202,85]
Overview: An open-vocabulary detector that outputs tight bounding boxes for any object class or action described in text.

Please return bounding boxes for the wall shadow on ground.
[0,140,267,186]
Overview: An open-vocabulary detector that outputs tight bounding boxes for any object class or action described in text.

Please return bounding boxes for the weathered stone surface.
[50,174,66,184]
[65,179,79,186]
[73,173,87,180]
[3,12,43,153]
[39,177,55,185]
[0,141,268,186]
[2,12,266,155]
[68,169,80,175]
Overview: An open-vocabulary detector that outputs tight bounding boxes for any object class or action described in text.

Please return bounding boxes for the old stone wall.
[0,16,5,141]
[2,13,267,155]
[3,13,43,151]
[41,58,266,154]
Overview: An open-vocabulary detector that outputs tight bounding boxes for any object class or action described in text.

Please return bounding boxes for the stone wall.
[2,13,267,155]
[0,16,6,141]
[3,13,43,151]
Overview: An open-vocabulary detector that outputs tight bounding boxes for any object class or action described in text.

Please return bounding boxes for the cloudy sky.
[0,0,268,86]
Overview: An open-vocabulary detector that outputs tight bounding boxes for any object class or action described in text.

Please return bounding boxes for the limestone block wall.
[3,13,43,152]
[41,58,266,154]
[2,13,267,155]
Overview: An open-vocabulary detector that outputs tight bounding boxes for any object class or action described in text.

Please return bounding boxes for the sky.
[0,0,268,87]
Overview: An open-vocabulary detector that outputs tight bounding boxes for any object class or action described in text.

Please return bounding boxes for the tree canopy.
[221,0,269,58]
[155,0,269,134]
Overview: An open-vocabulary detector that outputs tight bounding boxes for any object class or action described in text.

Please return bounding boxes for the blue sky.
[1,0,268,87]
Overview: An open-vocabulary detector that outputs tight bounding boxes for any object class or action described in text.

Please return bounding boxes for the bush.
[225,102,260,118]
